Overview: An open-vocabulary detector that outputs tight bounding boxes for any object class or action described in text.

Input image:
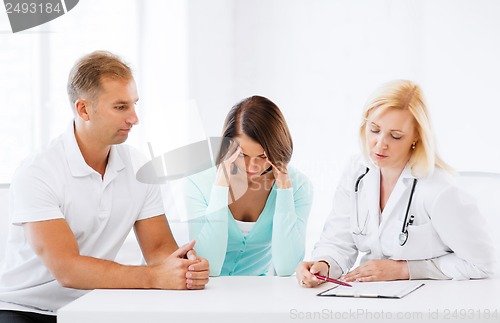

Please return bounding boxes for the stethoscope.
[352,167,418,246]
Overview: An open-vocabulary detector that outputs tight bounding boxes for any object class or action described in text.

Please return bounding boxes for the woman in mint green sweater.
[184,96,313,276]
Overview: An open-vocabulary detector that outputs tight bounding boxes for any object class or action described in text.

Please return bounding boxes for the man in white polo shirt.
[0,51,209,323]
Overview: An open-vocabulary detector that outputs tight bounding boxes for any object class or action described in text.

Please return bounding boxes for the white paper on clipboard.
[317,281,424,299]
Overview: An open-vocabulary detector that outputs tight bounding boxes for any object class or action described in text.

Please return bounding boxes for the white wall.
[1,0,499,258]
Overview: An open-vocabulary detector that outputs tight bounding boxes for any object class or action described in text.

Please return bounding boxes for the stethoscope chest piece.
[399,231,408,246]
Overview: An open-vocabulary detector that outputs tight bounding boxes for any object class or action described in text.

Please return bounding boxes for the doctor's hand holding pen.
[296,259,409,287]
[296,261,329,288]
[296,261,354,287]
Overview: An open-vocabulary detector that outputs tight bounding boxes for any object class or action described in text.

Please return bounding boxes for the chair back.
[0,184,10,262]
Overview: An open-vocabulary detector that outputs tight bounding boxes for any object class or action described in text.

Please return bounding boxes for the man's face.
[86,77,139,146]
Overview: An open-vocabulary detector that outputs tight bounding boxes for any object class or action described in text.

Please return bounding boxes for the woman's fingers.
[226,145,241,164]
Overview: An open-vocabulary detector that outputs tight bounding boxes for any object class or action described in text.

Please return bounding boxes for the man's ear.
[75,99,91,121]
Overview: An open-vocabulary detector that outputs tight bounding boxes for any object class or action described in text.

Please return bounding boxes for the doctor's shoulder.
[417,166,456,186]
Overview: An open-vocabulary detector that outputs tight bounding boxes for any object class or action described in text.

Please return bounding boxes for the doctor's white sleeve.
[407,259,450,280]
[423,185,497,280]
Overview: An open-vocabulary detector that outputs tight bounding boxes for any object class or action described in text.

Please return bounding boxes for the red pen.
[314,274,352,287]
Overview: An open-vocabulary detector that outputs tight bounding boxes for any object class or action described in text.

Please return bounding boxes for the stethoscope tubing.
[400,178,418,235]
[353,167,418,246]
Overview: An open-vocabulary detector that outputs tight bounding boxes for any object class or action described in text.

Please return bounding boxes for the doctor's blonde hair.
[359,79,451,177]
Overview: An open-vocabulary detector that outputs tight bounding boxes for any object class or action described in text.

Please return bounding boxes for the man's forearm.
[52,255,156,290]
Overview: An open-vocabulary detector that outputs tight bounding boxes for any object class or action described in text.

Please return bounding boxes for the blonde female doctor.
[297,80,496,286]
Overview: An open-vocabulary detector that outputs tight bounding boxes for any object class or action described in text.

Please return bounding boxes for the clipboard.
[317,281,424,299]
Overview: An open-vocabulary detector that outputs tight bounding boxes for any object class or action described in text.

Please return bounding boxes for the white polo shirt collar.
[62,122,125,178]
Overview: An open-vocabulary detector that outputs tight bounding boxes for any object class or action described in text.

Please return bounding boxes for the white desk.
[58,276,500,323]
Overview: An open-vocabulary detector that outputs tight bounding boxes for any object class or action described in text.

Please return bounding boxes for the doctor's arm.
[271,173,313,276]
[297,167,360,287]
[418,186,497,280]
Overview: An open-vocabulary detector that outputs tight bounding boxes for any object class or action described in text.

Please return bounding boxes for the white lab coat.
[312,156,497,280]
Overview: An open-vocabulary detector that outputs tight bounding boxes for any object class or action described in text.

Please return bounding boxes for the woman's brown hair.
[217,96,293,172]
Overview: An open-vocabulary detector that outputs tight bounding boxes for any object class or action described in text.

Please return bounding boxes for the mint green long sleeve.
[183,166,313,276]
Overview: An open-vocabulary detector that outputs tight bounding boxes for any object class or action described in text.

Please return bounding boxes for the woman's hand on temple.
[215,142,241,187]
[266,158,291,189]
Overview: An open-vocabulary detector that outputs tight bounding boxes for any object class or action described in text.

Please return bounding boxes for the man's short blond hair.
[67,50,133,106]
